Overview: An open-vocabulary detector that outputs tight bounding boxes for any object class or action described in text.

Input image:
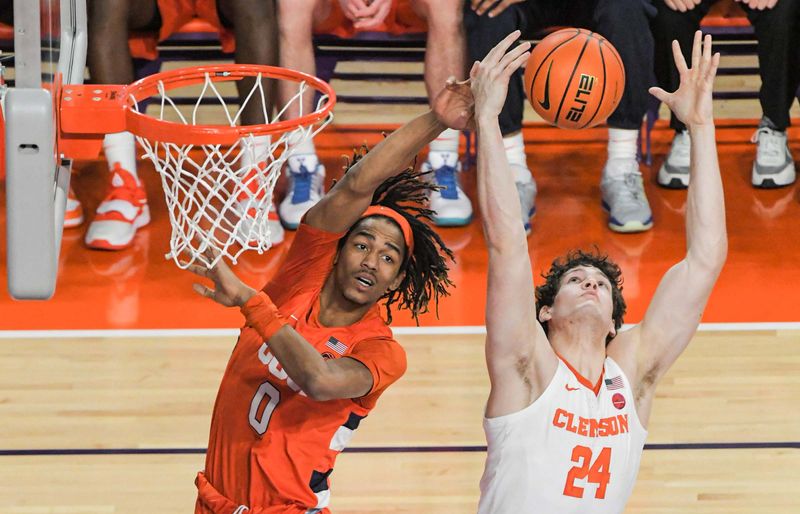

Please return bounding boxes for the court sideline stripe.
[1,442,798,456]
[3,322,800,339]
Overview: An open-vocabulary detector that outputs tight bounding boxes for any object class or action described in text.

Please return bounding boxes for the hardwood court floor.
[1,331,798,513]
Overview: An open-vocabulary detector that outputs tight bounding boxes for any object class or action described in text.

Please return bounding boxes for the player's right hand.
[432,76,476,130]
[470,30,531,122]
[184,249,258,308]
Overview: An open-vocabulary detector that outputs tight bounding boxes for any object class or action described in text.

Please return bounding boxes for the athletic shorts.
[194,472,332,514]
[313,0,426,38]
[128,0,234,60]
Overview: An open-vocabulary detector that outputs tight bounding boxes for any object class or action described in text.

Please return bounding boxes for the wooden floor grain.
[0,331,798,513]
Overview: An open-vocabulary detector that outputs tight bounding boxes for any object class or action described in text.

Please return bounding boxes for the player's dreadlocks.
[535,248,626,344]
[337,146,455,324]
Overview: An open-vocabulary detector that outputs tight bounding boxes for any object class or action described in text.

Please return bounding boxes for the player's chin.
[343,287,379,307]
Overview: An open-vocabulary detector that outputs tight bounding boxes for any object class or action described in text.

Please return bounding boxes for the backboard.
[4,0,87,299]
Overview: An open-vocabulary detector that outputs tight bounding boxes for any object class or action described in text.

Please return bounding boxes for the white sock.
[241,135,272,170]
[287,135,318,171]
[426,150,459,169]
[607,128,638,161]
[429,128,460,154]
[503,132,531,183]
[103,131,137,178]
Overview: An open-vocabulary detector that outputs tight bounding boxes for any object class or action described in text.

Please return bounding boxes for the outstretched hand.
[648,31,720,129]
[184,249,257,307]
[469,30,531,122]
[432,76,476,131]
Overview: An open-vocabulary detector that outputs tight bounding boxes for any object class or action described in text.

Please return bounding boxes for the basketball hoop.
[59,64,336,269]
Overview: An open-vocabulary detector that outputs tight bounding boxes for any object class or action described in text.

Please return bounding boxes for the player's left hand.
[432,76,475,130]
[734,0,779,10]
[184,249,258,307]
[648,31,720,128]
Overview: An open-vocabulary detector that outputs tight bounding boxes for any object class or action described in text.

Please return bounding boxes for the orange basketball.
[524,28,625,129]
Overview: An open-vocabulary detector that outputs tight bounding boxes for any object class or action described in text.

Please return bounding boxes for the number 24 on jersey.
[563,445,611,499]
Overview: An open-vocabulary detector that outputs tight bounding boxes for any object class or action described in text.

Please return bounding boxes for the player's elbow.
[703,239,728,272]
[686,248,727,283]
[340,170,376,198]
[303,376,335,402]
[715,237,729,269]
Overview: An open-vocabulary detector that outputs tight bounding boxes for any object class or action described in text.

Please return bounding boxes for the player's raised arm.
[617,32,727,399]
[304,83,474,233]
[473,32,558,417]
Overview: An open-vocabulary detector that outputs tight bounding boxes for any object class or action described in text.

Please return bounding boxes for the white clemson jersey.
[478,356,647,514]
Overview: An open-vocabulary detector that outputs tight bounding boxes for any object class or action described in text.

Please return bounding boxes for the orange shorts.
[194,472,332,514]
[128,0,234,60]
[313,0,426,38]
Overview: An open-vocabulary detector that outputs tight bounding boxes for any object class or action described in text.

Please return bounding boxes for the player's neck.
[317,277,373,327]
[549,324,607,383]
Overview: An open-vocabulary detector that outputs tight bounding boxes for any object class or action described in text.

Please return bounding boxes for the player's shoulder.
[606,323,641,359]
[606,324,642,386]
[294,218,348,246]
[351,334,406,364]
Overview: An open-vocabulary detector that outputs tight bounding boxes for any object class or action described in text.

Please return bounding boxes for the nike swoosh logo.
[538,61,552,110]
[565,384,580,392]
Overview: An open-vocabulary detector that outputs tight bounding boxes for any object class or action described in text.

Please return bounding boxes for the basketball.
[523,28,625,129]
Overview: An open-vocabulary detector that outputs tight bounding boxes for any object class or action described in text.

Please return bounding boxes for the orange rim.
[122,64,336,146]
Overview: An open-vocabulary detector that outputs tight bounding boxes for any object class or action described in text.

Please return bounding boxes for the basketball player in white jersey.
[471,30,727,513]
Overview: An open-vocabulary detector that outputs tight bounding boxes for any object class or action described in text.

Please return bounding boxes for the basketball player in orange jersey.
[184,85,472,512]
[472,31,727,513]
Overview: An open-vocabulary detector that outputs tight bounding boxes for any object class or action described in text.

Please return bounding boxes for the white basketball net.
[131,72,332,269]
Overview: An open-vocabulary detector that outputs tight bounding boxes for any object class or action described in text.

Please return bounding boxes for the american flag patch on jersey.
[605,376,624,390]
[325,336,348,355]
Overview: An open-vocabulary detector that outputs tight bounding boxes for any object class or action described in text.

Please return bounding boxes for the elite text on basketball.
[565,74,597,123]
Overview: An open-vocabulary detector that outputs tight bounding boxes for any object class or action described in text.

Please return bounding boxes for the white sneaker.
[64,185,84,228]
[279,154,325,229]
[751,126,796,188]
[657,130,690,189]
[234,162,284,246]
[85,164,150,250]
[235,200,284,247]
[267,205,285,245]
[600,158,653,233]
[423,151,473,226]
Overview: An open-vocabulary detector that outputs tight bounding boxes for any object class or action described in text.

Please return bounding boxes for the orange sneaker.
[85,164,150,250]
